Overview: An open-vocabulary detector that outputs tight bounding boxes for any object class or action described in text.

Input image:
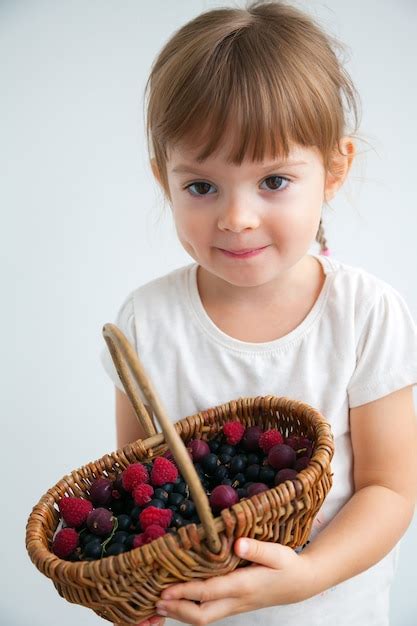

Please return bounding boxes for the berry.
[285,436,313,457]
[208,438,221,453]
[246,452,261,465]
[52,527,79,558]
[201,453,221,475]
[245,464,260,481]
[168,492,184,507]
[143,498,167,509]
[111,474,130,499]
[154,488,169,502]
[218,444,236,457]
[241,426,263,452]
[179,500,196,518]
[294,456,310,472]
[259,466,276,484]
[246,482,269,497]
[231,472,246,489]
[187,439,211,462]
[87,508,115,536]
[58,497,93,528]
[139,505,173,530]
[274,468,298,485]
[223,421,245,445]
[230,455,247,475]
[214,466,229,482]
[162,450,179,468]
[173,481,189,496]
[259,429,284,453]
[133,483,154,505]
[112,531,129,544]
[83,538,102,559]
[268,444,296,470]
[219,453,232,465]
[170,513,186,529]
[90,477,113,507]
[122,463,149,492]
[133,533,147,548]
[143,524,167,542]
[151,457,179,487]
[104,543,125,556]
[116,514,132,532]
[209,485,239,513]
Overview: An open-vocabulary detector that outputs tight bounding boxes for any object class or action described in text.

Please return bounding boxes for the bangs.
[146,2,360,187]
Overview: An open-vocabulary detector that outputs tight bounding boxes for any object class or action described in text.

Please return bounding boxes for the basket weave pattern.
[26,395,333,625]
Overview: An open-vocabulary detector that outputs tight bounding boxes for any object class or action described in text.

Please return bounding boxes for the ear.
[324,137,356,202]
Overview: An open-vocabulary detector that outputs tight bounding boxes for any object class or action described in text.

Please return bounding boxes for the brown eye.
[262,176,290,191]
[186,182,214,196]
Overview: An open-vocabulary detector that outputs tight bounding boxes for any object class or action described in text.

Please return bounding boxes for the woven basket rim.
[26,395,334,580]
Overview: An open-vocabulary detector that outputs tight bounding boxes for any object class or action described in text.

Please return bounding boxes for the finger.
[157,596,245,625]
[234,537,297,569]
[160,567,254,602]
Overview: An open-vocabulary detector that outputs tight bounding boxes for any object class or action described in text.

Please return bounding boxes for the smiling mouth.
[220,246,268,254]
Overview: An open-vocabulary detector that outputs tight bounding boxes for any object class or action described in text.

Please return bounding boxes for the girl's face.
[160,141,334,289]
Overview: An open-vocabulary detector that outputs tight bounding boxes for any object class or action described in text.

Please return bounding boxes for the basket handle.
[102,323,222,554]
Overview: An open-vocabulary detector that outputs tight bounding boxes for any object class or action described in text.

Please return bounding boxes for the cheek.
[173,207,211,242]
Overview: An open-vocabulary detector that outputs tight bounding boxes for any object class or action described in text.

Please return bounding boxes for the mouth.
[217,245,269,259]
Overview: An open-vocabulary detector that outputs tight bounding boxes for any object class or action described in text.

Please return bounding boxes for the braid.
[316,218,331,256]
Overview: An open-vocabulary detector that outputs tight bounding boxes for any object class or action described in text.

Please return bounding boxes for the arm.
[301,385,417,593]
[115,387,154,448]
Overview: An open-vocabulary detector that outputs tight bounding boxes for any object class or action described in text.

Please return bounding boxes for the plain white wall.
[2,1,416,624]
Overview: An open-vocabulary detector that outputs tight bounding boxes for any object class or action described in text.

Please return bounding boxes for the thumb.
[234,537,295,569]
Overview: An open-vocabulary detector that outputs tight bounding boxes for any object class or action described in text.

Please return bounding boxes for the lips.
[220,246,267,254]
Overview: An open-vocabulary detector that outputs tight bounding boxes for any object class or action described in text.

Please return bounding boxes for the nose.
[217,195,260,233]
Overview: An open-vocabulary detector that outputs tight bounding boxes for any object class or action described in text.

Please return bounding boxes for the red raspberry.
[151,457,178,487]
[122,463,149,492]
[143,524,167,542]
[133,483,154,505]
[52,527,79,558]
[133,533,146,548]
[259,429,284,453]
[139,506,173,530]
[223,421,245,445]
[58,497,93,528]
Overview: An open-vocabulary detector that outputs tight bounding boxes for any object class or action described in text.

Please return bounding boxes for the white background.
[2,1,417,624]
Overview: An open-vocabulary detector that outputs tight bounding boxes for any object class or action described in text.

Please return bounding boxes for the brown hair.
[144,0,362,251]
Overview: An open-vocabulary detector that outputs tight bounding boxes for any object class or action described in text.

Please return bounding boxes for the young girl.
[101,2,417,625]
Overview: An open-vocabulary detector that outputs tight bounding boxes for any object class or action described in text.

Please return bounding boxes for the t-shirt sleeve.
[100,292,148,405]
[347,285,417,408]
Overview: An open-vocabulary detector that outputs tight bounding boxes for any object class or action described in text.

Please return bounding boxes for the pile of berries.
[52,422,313,562]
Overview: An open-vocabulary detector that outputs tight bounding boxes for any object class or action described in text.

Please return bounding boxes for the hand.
[153,537,317,625]
[135,616,165,626]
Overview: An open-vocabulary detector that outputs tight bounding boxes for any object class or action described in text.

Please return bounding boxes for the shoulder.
[324,256,406,315]
[117,262,195,320]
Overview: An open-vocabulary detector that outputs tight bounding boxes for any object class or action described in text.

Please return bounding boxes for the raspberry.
[259,429,284,453]
[52,527,79,558]
[121,463,149,492]
[58,497,93,528]
[133,483,154,505]
[139,505,173,530]
[133,533,146,548]
[223,421,245,445]
[143,524,166,542]
[151,457,178,487]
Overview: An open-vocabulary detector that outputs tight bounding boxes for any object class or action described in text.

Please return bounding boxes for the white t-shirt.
[100,254,417,626]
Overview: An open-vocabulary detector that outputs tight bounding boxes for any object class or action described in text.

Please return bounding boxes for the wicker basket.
[26,323,334,625]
